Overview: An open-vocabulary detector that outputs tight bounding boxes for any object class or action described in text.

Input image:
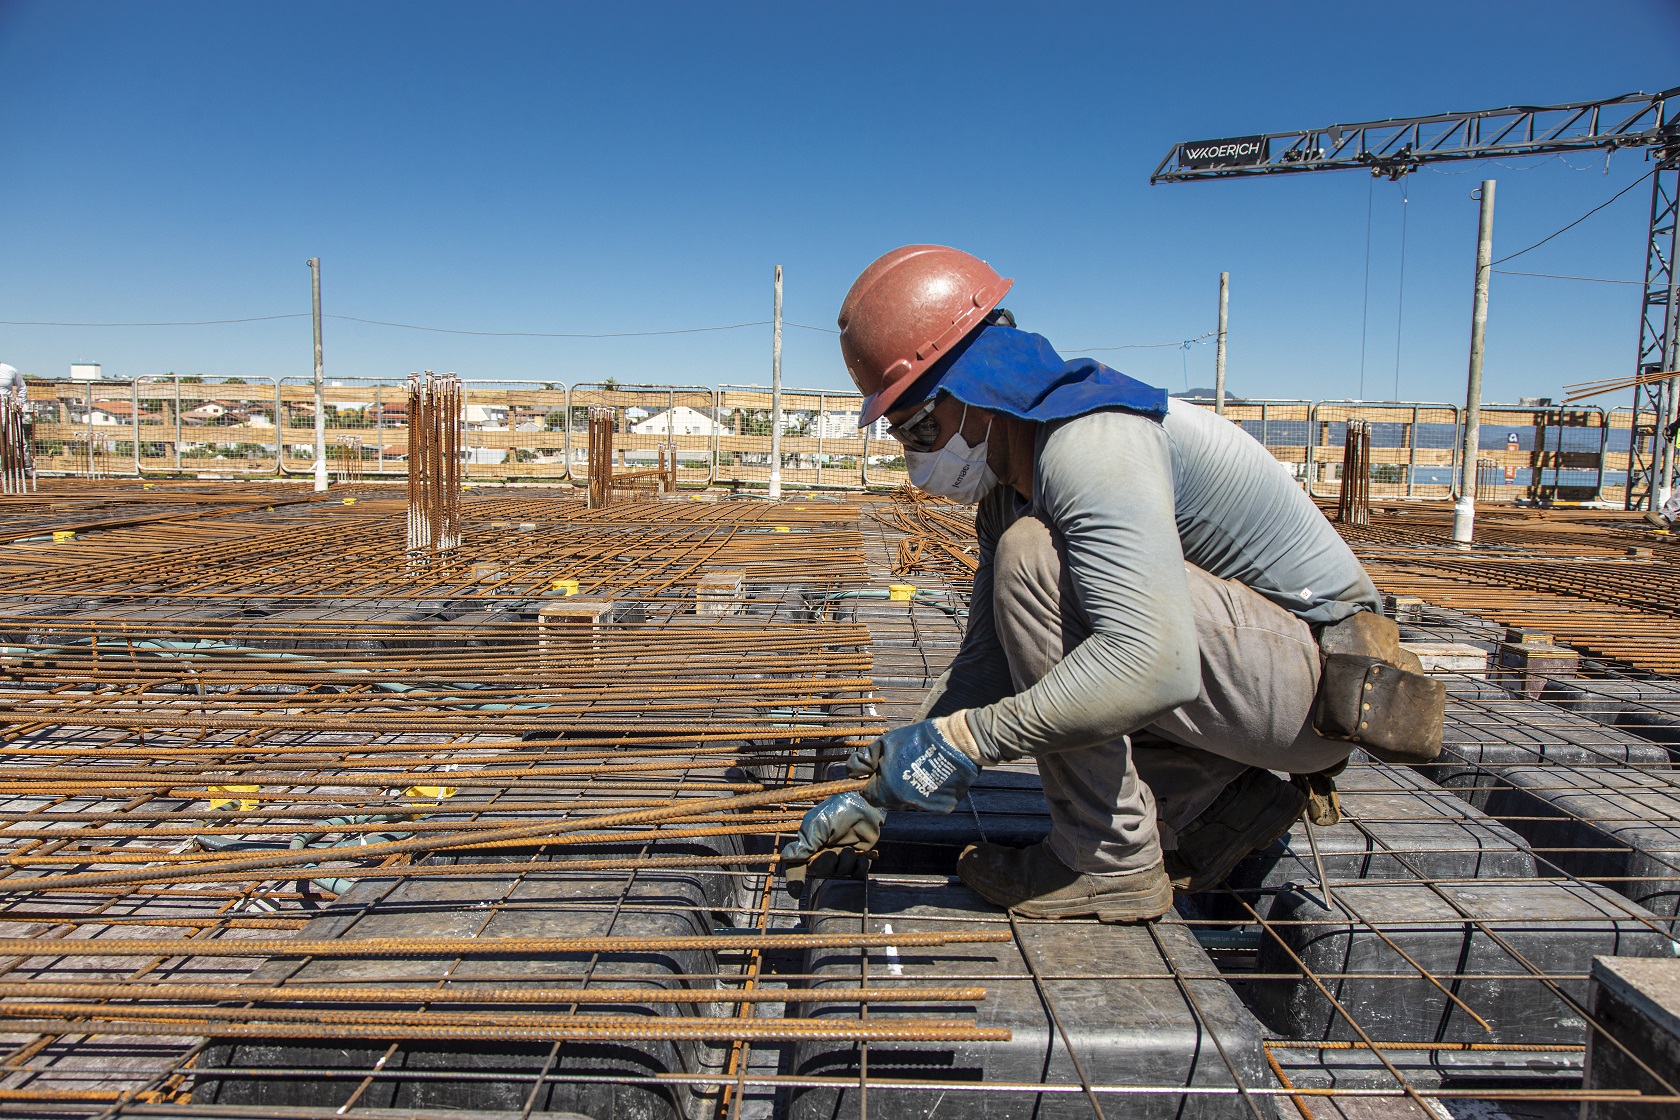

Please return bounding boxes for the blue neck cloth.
[881,325,1168,428]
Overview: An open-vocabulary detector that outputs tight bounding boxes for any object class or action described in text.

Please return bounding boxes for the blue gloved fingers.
[779,792,885,866]
[860,719,982,814]
[803,847,871,881]
[845,738,883,780]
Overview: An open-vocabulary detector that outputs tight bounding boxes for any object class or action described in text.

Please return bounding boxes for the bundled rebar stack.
[406,370,462,557]
[1337,417,1371,525]
[342,435,363,486]
[0,398,31,495]
[586,406,615,509]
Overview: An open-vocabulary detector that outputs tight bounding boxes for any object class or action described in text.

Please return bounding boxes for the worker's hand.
[780,792,885,870]
[847,716,982,814]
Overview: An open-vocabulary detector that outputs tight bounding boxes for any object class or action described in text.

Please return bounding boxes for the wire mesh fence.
[715,385,879,491]
[20,380,1668,504]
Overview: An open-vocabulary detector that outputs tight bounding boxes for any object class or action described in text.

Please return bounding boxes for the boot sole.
[965,872,1176,923]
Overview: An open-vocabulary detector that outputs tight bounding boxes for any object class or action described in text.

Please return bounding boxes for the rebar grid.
[0,487,1671,1116]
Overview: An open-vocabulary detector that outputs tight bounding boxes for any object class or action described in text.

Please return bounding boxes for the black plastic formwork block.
[872,765,1051,874]
[191,855,735,1120]
[789,874,1277,1120]
[231,604,442,651]
[1542,678,1680,756]
[1245,878,1671,1087]
[1207,761,1537,921]
[1485,765,1680,932]
[1422,694,1670,809]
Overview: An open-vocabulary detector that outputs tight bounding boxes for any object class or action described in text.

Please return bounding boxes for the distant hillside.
[1172,386,1245,402]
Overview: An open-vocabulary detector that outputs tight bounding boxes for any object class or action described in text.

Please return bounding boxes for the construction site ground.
[0,479,1675,1119]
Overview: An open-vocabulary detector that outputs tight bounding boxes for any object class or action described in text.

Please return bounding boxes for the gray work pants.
[992,512,1351,874]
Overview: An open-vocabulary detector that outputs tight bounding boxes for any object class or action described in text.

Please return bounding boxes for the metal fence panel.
[1472,404,1609,504]
[567,383,715,487]
[1180,398,1314,480]
[277,377,409,478]
[1307,401,1461,500]
[134,377,279,475]
[714,385,872,490]
[457,384,570,479]
[29,380,141,478]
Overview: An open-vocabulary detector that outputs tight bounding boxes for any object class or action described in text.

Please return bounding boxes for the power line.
[0,310,846,339]
[0,314,310,327]
[325,314,773,338]
[1493,269,1644,285]
[1491,168,1654,265]
[1066,332,1215,353]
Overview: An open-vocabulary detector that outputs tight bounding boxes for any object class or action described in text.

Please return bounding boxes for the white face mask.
[904,403,997,504]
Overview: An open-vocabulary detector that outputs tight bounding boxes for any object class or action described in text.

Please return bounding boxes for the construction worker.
[784,245,1439,921]
[0,363,26,406]
[0,364,33,489]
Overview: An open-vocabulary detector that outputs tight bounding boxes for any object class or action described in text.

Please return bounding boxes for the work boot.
[1164,767,1307,892]
[956,840,1174,923]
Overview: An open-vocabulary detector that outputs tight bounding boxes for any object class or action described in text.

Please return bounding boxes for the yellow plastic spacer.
[342,498,357,505]
[888,583,918,601]
[793,506,807,510]
[52,530,75,543]
[552,577,580,596]
[773,526,790,533]
[404,785,457,800]
[208,784,261,813]
[141,483,155,490]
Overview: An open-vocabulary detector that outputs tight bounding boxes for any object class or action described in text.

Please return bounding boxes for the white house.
[182,402,230,424]
[84,401,135,426]
[463,404,509,430]
[631,405,725,437]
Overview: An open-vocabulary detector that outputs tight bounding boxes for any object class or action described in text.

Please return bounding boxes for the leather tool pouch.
[1312,653,1446,764]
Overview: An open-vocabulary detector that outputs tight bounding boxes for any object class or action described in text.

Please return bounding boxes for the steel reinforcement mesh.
[0,481,1671,1118]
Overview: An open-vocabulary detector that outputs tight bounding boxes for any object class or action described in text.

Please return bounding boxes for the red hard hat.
[838,245,1013,425]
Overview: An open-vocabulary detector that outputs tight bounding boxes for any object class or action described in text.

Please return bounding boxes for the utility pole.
[308,258,327,493]
[1214,271,1229,416]
[768,264,783,499]
[1453,181,1495,544]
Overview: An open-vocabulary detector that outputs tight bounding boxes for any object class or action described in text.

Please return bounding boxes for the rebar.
[0,397,31,495]
[1337,418,1371,525]
[405,370,461,556]
[587,405,614,509]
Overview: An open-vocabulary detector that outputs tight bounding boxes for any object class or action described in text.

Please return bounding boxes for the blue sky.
[1,1,1676,405]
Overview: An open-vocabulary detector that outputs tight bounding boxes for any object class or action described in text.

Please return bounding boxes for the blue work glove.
[847,716,982,814]
[780,792,885,870]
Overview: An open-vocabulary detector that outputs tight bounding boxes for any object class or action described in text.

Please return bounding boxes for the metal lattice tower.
[1630,161,1679,510]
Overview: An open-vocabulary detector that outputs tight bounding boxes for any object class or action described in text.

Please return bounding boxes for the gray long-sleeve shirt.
[932,399,1381,759]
